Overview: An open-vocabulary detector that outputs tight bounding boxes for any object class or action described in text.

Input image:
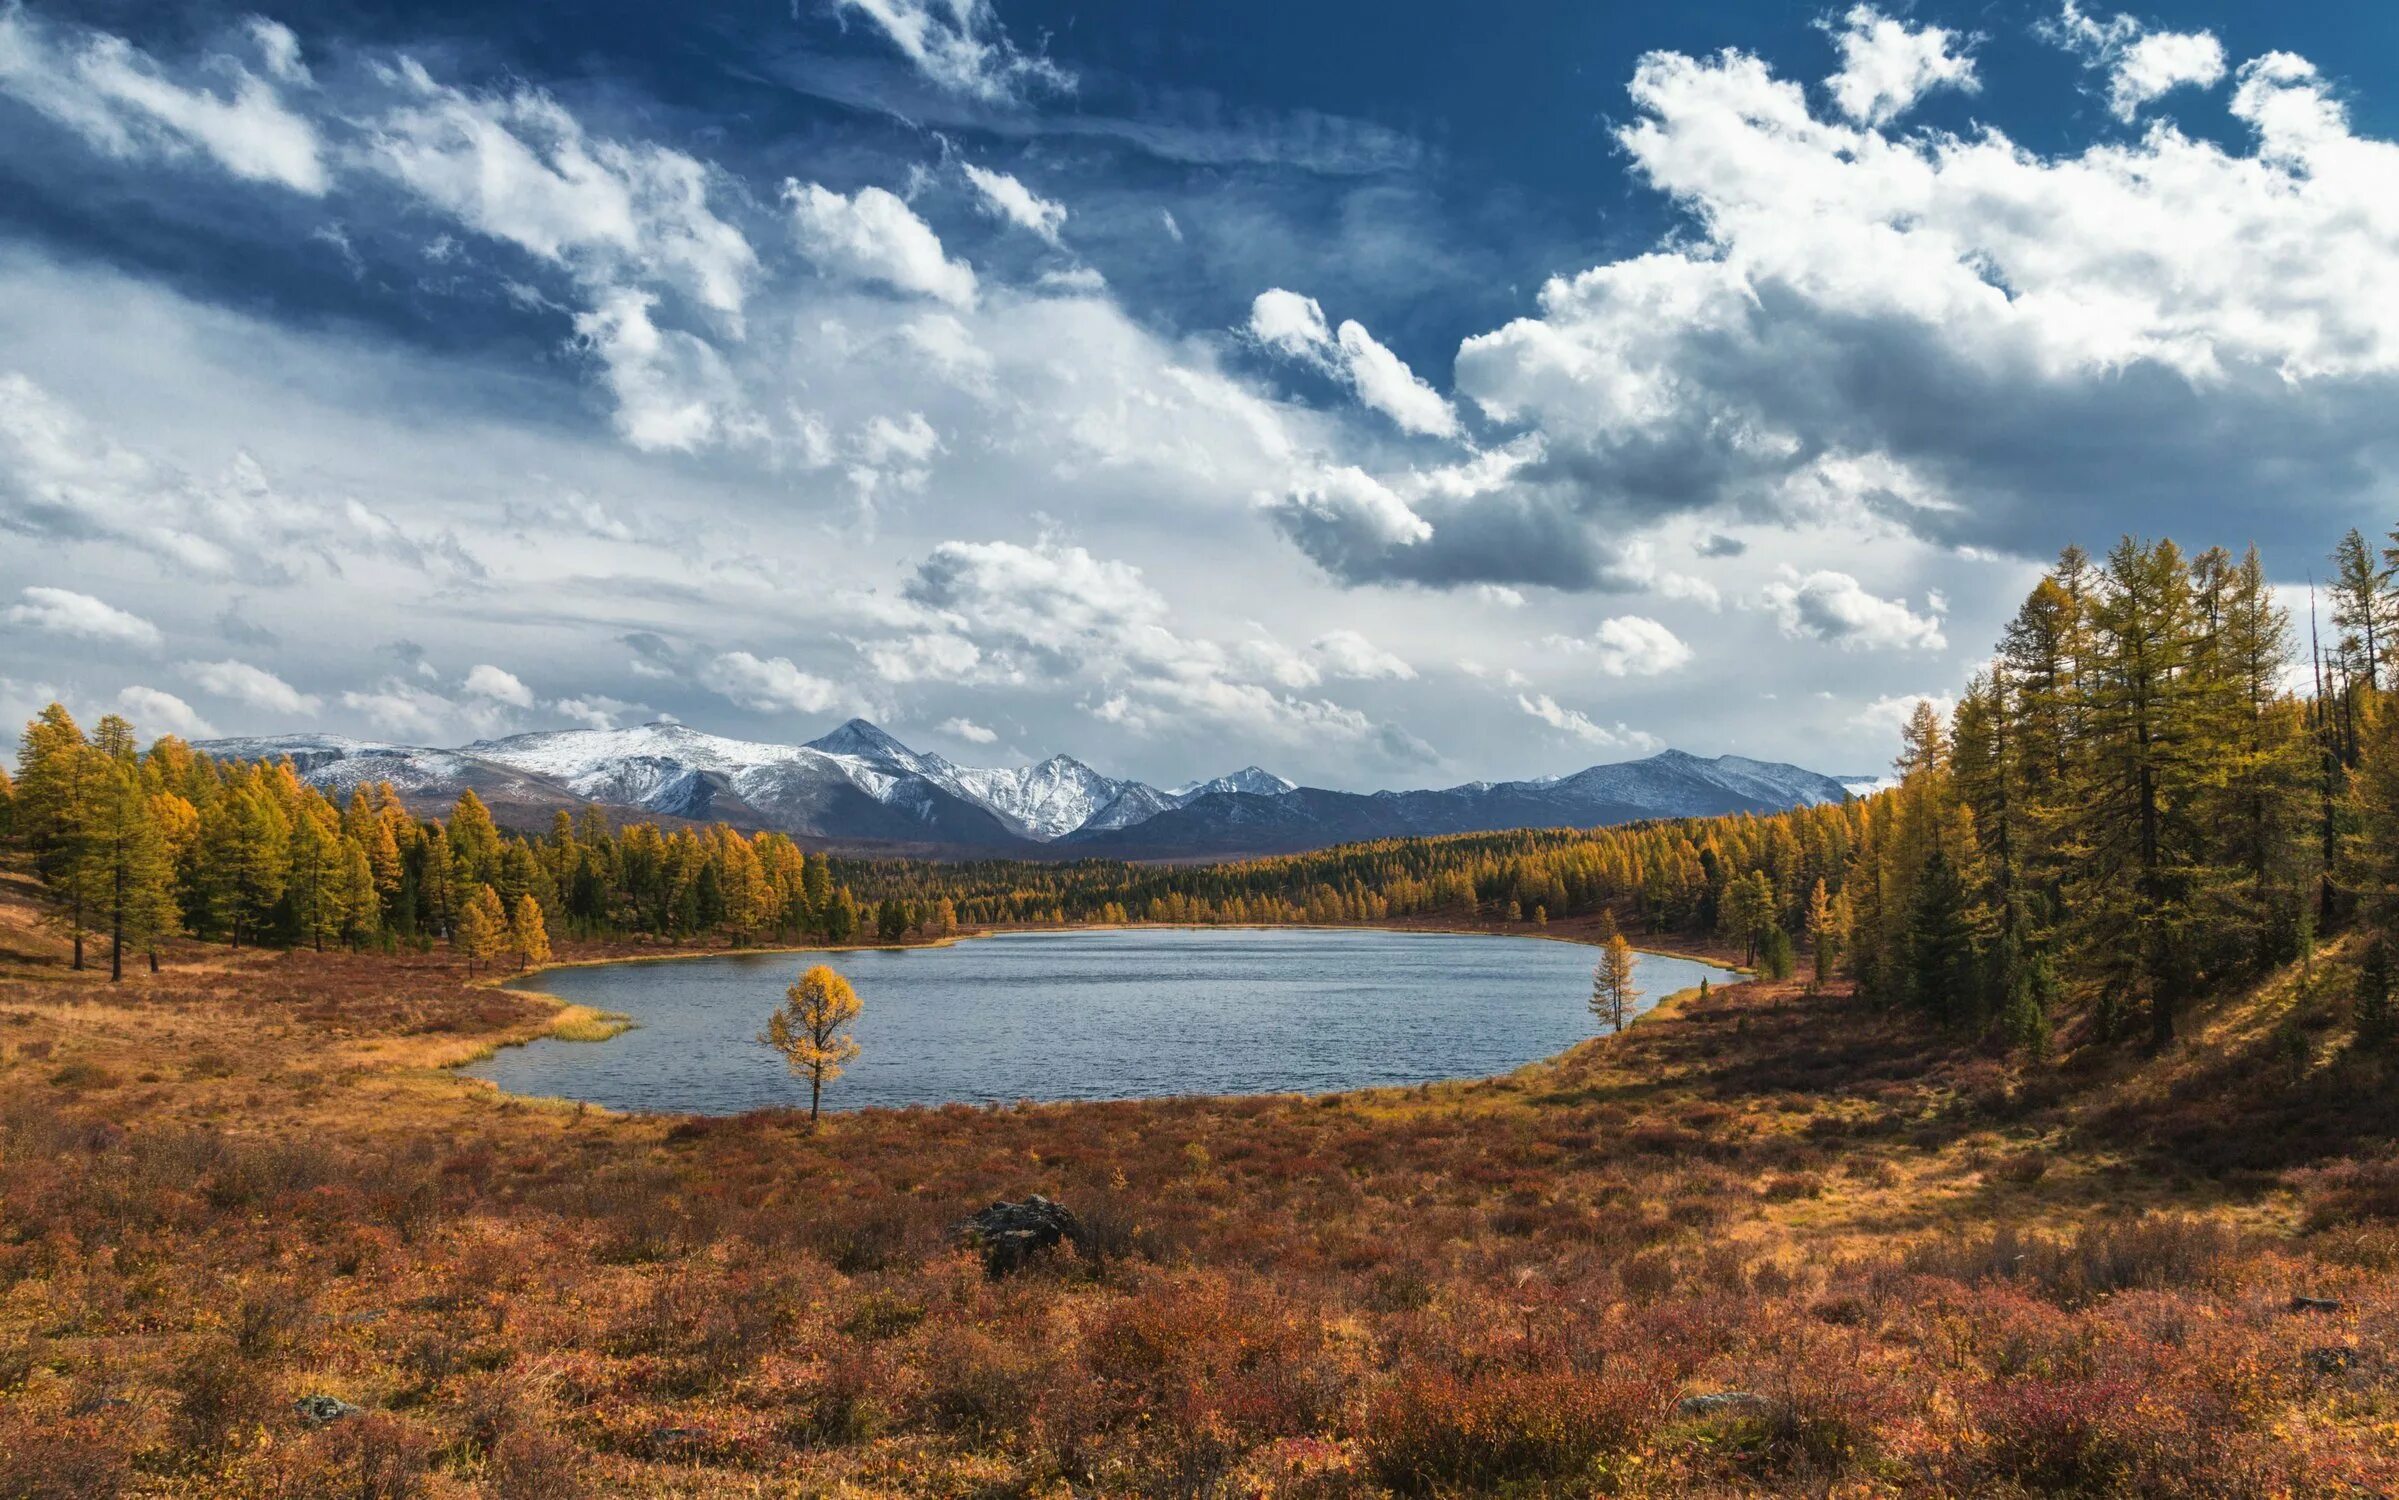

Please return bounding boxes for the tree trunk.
[810,1073,822,1123]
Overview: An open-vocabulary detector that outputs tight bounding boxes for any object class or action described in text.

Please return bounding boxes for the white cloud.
[1312,628,1416,681]
[463,663,534,708]
[184,658,318,715]
[340,679,455,739]
[571,288,752,452]
[1855,691,1958,737]
[1248,289,1458,437]
[786,182,977,308]
[552,694,639,730]
[939,715,998,744]
[2,586,160,647]
[2047,4,2226,122]
[0,373,482,581]
[1822,5,1979,127]
[1334,321,1459,438]
[1248,288,1332,358]
[1262,466,1432,578]
[889,536,1422,755]
[1551,615,1693,677]
[116,685,214,739]
[830,0,1072,105]
[701,650,842,713]
[1757,570,1946,652]
[369,66,754,322]
[962,163,1066,245]
[1435,30,2399,577]
[1516,693,1659,753]
[0,7,326,192]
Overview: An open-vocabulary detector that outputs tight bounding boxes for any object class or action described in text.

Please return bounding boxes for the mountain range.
[195,719,1869,859]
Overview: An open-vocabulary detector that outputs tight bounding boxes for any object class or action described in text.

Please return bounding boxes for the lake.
[461,926,1741,1115]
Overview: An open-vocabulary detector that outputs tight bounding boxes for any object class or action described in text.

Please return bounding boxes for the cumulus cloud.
[1247,289,1458,437]
[3,585,160,647]
[340,679,456,739]
[0,374,482,582]
[184,658,319,715]
[572,288,754,452]
[463,663,534,708]
[1757,570,1946,652]
[701,650,842,713]
[885,536,1422,756]
[1312,629,1416,681]
[1550,616,1693,677]
[1249,288,1332,358]
[116,685,214,738]
[962,163,1066,244]
[1856,690,1959,737]
[369,64,754,322]
[552,693,639,730]
[2047,3,2226,121]
[1432,32,2399,572]
[1822,5,1979,126]
[1516,693,1659,753]
[939,715,998,744]
[830,0,1072,105]
[786,181,977,307]
[0,7,326,192]
[1261,466,1432,580]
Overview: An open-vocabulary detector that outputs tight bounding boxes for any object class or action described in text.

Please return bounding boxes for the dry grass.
[0,884,2395,1496]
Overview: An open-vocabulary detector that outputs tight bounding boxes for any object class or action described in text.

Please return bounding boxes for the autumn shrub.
[487,1425,591,1500]
[1363,1365,1660,1492]
[2298,1151,2399,1228]
[168,1338,276,1455]
[1908,1214,2241,1305]
[301,1413,436,1500]
[1965,1376,2269,1496]
[919,1328,1044,1443]
[0,1411,132,1500]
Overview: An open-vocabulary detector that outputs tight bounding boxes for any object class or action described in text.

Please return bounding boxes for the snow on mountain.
[197,718,1858,856]
[1172,766,1298,802]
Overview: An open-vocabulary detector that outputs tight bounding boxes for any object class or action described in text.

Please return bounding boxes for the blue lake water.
[461,926,1740,1115]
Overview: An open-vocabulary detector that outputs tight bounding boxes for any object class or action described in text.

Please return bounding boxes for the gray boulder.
[953,1194,1085,1276]
[293,1393,361,1426]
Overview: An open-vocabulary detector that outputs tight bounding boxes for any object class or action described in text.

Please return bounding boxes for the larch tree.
[2331,528,2393,695]
[508,893,552,971]
[85,759,180,980]
[2073,537,2211,1048]
[763,963,863,1123]
[16,705,104,968]
[1804,877,1837,991]
[456,884,508,975]
[287,804,348,953]
[1591,932,1639,1034]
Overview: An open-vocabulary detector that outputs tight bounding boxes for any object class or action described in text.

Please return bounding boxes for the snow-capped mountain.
[195,719,1860,858]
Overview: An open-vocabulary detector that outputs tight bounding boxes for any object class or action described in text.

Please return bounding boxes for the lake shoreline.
[462,924,1750,1118]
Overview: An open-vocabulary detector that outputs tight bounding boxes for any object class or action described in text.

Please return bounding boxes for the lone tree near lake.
[765,963,863,1122]
[1592,930,1640,1035]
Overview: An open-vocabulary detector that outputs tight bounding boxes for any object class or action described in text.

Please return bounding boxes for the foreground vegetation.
[3,871,2396,1496]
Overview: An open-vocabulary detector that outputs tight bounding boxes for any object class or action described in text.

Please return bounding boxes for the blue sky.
[2,0,2395,786]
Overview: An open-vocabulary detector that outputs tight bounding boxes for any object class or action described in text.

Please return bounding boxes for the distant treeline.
[6,522,2397,1053]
